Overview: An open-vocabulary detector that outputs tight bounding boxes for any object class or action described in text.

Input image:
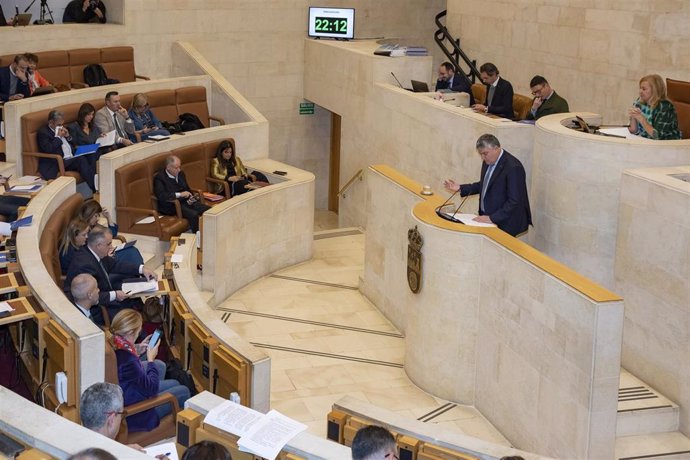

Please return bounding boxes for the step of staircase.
[616,432,690,460]
[618,369,679,436]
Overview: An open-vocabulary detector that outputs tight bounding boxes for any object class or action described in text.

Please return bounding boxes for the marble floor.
[214,225,510,446]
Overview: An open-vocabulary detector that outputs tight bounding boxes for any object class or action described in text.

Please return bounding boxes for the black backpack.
[179,112,205,132]
[165,358,197,396]
[83,63,119,87]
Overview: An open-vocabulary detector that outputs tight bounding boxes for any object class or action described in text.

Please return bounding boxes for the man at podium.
[444,134,531,237]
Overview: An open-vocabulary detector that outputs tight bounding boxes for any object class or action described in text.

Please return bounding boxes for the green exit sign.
[299,102,315,115]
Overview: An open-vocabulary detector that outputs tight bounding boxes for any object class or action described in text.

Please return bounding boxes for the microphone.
[449,195,469,219]
[435,188,465,223]
[390,72,404,89]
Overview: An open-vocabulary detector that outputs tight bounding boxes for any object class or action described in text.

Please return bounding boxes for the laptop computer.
[411,80,430,93]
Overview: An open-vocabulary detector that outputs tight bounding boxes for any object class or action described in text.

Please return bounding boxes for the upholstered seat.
[115,156,189,241]
[512,93,533,121]
[666,78,690,139]
[38,193,84,285]
[471,83,486,105]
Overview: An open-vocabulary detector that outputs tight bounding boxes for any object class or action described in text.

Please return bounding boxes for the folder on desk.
[74,144,100,156]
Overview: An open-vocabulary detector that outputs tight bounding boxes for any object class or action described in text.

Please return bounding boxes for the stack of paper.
[204,401,307,460]
[121,279,159,295]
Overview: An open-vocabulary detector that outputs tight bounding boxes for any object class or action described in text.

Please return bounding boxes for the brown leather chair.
[68,48,102,88]
[32,50,71,91]
[471,83,486,105]
[115,156,189,240]
[203,141,231,197]
[38,193,84,284]
[177,87,225,126]
[512,93,533,121]
[21,103,84,179]
[666,78,690,139]
[104,344,179,446]
[147,89,179,125]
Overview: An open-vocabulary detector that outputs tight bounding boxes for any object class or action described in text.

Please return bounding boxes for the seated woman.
[109,310,190,432]
[24,53,57,94]
[210,139,269,196]
[59,218,90,274]
[128,93,170,142]
[628,74,681,140]
[68,103,113,159]
[79,199,144,266]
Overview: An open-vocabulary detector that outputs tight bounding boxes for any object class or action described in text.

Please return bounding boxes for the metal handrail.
[434,10,481,87]
[337,169,363,198]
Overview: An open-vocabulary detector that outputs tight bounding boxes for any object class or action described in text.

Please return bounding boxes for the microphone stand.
[435,190,469,223]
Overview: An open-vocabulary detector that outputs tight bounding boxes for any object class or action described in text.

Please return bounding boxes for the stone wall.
[445,0,690,124]
[615,167,690,434]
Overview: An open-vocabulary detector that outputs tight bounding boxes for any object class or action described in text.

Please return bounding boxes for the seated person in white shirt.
[93,91,135,147]
[70,273,101,325]
[36,110,98,192]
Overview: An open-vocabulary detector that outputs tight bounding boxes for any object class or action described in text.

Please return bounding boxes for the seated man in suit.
[64,226,157,321]
[443,133,531,237]
[37,110,98,192]
[471,62,514,119]
[70,273,101,325]
[93,91,135,147]
[0,55,31,103]
[154,155,210,233]
[435,61,474,106]
[526,75,569,120]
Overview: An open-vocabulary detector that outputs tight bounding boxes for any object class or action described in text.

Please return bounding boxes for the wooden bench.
[21,86,224,183]
[0,46,148,91]
[114,139,233,240]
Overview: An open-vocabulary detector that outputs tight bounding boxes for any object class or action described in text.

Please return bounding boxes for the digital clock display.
[308,7,355,39]
[314,17,348,35]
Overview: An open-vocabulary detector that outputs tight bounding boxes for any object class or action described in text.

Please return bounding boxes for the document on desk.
[442,211,497,228]
[96,130,117,147]
[121,279,158,295]
[144,441,179,460]
[236,410,307,460]
[204,400,264,438]
[597,127,644,139]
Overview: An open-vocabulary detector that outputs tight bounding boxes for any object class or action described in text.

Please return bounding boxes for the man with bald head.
[70,273,101,324]
[153,155,210,233]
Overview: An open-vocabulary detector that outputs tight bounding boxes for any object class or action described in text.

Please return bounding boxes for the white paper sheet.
[237,410,307,460]
[148,135,170,141]
[597,127,646,140]
[441,211,497,227]
[0,301,15,313]
[0,222,12,236]
[97,130,117,147]
[144,441,179,460]
[170,254,184,263]
[135,216,157,225]
[203,400,264,438]
[121,279,158,295]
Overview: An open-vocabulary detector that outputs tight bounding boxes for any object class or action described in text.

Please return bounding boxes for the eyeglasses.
[384,454,399,460]
[105,410,125,416]
[531,84,546,96]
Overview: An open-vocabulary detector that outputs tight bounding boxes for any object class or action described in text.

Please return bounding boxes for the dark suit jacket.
[115,349,160,432]
[63,247,140,307]
[0,65,31,102]
[36,124,73,180]
[459,150,532,236]
[526,91,570,120]
[486,77,514,119]
[436,75,475,106]
[153,169,192,216]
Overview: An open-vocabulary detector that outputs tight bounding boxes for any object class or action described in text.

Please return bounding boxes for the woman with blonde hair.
[59,218,90,274]
[628,74,681,140]
[128,93,170,141]
[109,309,189,432]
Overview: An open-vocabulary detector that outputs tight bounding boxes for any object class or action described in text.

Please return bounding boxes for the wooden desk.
[0,296,35,326]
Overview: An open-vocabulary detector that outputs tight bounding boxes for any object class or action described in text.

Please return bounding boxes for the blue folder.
[74,144,100,156]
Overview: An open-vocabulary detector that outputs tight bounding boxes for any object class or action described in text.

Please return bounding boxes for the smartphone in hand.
[149,328,162,349]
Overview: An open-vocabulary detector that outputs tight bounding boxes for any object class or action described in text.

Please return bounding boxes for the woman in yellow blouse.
[210,139,269,196]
